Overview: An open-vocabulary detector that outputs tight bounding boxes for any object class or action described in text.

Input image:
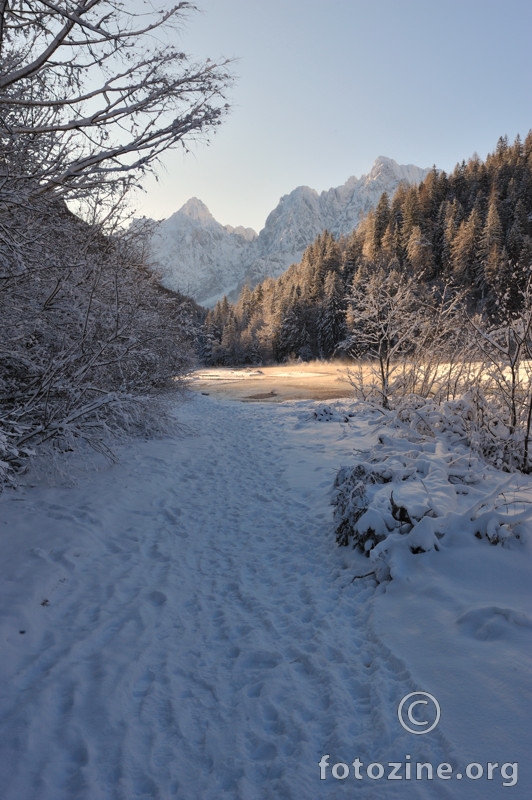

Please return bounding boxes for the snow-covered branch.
[0,1,233,206]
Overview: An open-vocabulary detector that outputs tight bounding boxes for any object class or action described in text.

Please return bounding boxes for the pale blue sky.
[134,0,532,232]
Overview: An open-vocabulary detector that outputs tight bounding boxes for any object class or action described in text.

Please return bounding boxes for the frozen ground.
[0,391,530,799]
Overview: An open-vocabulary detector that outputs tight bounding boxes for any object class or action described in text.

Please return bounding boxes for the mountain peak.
[373,155,399,169]
[368,156,429,186]
[178,197,215,223]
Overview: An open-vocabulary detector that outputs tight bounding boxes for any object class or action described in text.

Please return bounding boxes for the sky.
[132,0,532,233]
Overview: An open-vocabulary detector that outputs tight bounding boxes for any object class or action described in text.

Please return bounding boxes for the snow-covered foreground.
[0,393,530,799]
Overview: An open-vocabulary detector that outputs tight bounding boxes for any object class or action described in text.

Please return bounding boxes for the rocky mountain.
[140,198,257,305]
[144,157,430,306]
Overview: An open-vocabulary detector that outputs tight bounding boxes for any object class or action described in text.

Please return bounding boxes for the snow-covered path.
[0,394,529,799]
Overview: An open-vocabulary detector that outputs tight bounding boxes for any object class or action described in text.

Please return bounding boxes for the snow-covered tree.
[342,267,421,409]
[466,274,532,470]
[451,206,483,288]
[0,1,232,210]
[406,224,434,277]
[0,2,231,483]
[317,271,345,358]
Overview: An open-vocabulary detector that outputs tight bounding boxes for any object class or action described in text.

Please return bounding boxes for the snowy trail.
[0,394,524,798]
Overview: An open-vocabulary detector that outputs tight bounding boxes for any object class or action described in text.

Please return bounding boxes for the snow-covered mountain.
[139,197,257,304]
[144,157,430,306]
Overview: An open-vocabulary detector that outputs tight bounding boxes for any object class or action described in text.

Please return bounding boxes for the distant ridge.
[142,157,430,306]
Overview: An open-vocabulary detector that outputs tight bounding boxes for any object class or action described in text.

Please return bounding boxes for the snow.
[0,391,530,799]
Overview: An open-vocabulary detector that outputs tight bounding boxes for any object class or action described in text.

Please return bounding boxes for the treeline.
[202,133,532,365]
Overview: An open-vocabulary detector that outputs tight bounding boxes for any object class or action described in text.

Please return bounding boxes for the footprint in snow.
[147,590,167,607]
[239,650,282,670]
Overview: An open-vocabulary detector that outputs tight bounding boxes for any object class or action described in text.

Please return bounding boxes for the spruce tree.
[317,272,346,358]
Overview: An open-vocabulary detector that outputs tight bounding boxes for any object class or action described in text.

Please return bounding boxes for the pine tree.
[380,219,401,263]
[401,186,422,251]
[484,244,510,302]
[480,192,503,260]
[440,199,463,273]
[220,311,240,363]
[507,200,527,262]
[317,272,346,358]
[451,206,482,288]
[235,284,253,327]
[479,192,504,291]
[275,305,307,361]
[406,224,434,277]
[374,192,391,251]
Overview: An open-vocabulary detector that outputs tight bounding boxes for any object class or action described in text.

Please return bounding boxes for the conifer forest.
[204,134,532,368]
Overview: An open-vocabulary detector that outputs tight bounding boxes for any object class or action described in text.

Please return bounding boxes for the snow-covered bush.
[0,428,30,488]
[341,262,532,472]
[332,397,531,582]
[0,200,202,489]
[389,392,522,470]
[312,404,356,423]
[464,288,532,472]
[333,463,393,549]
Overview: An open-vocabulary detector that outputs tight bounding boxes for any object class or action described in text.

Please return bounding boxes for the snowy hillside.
[144,157,430,306]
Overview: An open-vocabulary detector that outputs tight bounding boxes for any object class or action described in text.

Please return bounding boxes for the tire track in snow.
[0,394,454,799]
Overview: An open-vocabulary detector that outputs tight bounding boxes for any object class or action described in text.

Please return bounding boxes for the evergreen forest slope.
[204,134,532,366]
